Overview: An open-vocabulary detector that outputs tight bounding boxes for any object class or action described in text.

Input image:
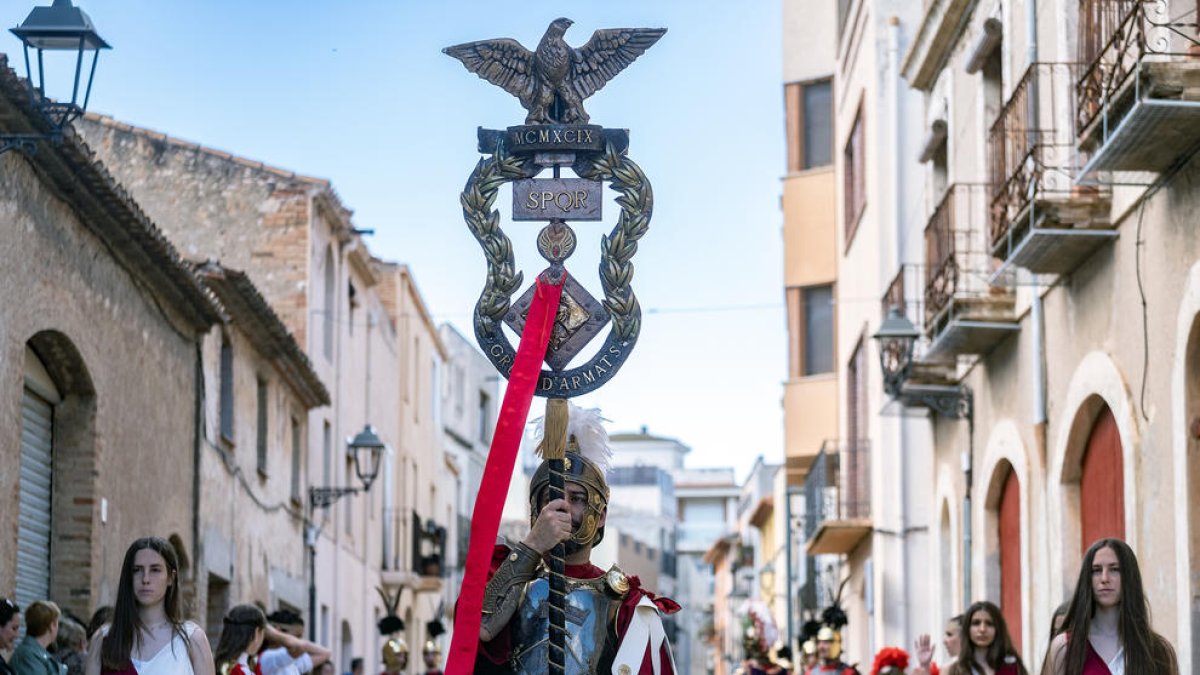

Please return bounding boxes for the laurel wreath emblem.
[461,143,652,342]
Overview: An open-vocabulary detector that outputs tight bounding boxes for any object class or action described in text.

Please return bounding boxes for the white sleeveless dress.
[130,622,199,675]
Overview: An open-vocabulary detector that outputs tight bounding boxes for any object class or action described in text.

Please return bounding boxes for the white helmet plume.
[533,402,612,475]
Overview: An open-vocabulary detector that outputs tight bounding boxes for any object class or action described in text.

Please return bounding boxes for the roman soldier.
[420,640,443,675]
[474,405,680,674]
[381,638,408,675]
[804,627,858,675]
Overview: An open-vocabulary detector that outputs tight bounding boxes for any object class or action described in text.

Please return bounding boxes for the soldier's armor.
[510,572,624,674]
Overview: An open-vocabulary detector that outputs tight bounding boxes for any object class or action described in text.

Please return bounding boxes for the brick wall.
[0,151,198,618]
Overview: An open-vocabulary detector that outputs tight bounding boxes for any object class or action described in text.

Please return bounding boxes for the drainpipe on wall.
[1026,0,1045,661]
[1027,0,1046,433]
[887,14,911,643]
[192,338,204,605]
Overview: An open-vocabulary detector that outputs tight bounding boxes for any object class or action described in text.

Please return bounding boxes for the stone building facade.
[0,56,219,616]
[193,262,329,627]
[375,262,451,657]
[74,113,428,671]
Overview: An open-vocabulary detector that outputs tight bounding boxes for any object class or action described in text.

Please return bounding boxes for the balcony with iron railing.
[881,263,959,384]
[989,62,1113,275]
[380,507,445,592]
[802,440,871,555]
[1076,0,1200,176]
[921,184,1019,359]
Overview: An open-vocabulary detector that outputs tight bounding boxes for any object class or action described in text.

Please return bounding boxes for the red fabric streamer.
[445,274,564,674]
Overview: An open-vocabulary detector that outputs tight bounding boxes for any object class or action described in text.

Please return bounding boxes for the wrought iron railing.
[988,63,1079,246]
[800,439,871,541]
[1075,0,1200,135]
[924,184,997,325]
[881,265,908,320]
[881,263,931,360]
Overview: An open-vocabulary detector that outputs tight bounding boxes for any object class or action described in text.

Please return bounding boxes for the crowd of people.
[737,538,1178,675]
[0,533,1184,674]
[0,537,447,675]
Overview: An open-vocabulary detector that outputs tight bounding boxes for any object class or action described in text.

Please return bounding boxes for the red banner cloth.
[445,274,564,674]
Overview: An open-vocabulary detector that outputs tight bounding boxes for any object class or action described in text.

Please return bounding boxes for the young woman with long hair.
[946,601,1028,675]
[1045,538,1178,675]
[85,537,214,675]
[212,605,267,675]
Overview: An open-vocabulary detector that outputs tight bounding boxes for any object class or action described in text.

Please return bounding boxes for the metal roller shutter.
[16,386,52,608]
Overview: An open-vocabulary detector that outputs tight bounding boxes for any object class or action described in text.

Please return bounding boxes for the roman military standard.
[442,18,676,675]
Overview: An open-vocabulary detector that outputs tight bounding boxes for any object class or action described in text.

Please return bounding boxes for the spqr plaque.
[512,178,603,221]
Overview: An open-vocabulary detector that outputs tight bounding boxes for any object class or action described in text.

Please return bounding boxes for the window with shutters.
[220,337,234,444]
[479,391,491,442]
[291,416,302,503]
[256,377,268,476]
[323,246,335,362]
[322,421,332,488]
[844,104,866,247]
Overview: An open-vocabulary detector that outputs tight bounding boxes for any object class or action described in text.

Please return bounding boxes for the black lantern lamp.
[873,305,919,398]
[347,424,385,491]
[10,0,109,130]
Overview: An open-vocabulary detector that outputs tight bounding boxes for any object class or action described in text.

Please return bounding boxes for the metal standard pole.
[548,458,566,675]
[543,396,568,675]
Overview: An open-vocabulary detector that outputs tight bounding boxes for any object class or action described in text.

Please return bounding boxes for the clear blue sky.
[2,0,786,481]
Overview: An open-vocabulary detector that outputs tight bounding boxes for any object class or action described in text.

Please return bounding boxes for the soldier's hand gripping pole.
[542,397,569,675]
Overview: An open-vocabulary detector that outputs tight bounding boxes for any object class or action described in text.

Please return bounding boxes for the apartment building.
[786,0,1200,671]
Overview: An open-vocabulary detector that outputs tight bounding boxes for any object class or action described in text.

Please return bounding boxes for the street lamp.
[307,424,386,640]
[875,305,919,398]
[872,306,971,419]
[4,0,110,154]
[871,305,974,605]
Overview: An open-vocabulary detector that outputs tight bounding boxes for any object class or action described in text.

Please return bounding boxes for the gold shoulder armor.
[605,565,630,597]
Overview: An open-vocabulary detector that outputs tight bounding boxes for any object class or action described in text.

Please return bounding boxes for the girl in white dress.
[85,537,214,675]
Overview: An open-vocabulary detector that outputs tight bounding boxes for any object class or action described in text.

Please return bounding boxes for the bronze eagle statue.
[443,18,666,125]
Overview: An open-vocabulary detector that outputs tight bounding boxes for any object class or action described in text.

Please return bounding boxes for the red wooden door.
[1080,405,1124,553]
[999,468,1022,652]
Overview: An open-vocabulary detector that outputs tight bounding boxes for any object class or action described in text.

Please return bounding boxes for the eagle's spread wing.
[443,38,535,102]
[570,28,666,101]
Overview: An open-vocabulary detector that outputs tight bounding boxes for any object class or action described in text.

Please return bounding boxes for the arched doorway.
[341,620,353,674]
[1079,405,1124,552]
[997,466,1022,653]
[18,332,96,614]
[1185,315,1200,663]
[17,346,60,608]
[939,499,954,621]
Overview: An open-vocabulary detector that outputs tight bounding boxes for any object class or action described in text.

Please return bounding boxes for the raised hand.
[523,498,573,554]
[914,633,936,667]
